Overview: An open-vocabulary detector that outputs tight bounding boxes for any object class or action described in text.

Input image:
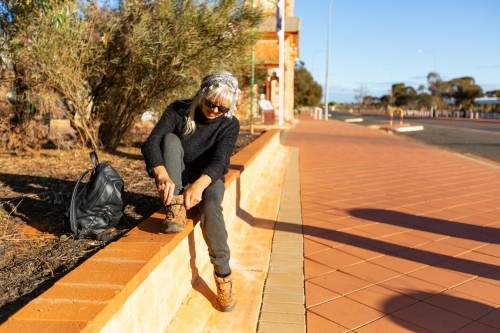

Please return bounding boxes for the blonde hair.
[183,82,239,135]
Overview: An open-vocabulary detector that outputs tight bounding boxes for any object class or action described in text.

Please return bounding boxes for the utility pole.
[323,0,333,121]
[278,0,285,125]
[250,0,255,134]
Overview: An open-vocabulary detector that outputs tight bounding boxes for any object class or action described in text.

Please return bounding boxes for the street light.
[419,49,437,117]
[323,0,333,121]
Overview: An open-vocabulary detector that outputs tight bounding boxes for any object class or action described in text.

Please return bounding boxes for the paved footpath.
[277,114,500,332]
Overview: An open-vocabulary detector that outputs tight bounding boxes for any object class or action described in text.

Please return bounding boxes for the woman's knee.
[199,189,224,219]
[161,133,181,148]
[161,133,183,159]
[199,196,223,216]
[201,180,225,205]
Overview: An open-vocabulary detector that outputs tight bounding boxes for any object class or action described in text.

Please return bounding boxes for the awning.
[257,16,300,33]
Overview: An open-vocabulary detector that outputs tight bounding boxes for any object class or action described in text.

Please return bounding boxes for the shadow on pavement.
[270,209,500,280]
[382,290,496,332]
[349,208,500,245]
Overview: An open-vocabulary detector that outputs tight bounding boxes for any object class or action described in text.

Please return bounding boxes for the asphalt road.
[328,112,500,164]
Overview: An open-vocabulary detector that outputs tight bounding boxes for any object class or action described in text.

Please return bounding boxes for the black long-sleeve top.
[141,99,240,183]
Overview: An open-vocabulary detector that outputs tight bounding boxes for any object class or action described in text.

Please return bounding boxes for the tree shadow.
[265,209,500,281]
[348,208,500,244]
[380,291,497,332]
[4,162,500,323]
[106,147,144,160]
[0,251,97,324]
[0,173,159,233]
[0,171,163,321]
[437,143,500,147]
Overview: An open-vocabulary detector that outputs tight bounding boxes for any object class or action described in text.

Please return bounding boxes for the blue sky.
[294,0,500,103]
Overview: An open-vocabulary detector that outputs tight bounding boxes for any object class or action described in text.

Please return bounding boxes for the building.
[255,0,300,123]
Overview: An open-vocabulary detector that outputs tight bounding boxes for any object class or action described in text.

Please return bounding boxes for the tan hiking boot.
[214,273,237,312]
[160,195,186,233]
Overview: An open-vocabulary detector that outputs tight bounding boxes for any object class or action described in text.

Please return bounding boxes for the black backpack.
[66,151,125,241]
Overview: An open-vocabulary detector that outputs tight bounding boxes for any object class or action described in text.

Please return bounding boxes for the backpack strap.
[90,151,99,168]
[69,167,93,237]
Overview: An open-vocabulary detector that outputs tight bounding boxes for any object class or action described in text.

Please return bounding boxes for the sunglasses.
[204,99,231,114]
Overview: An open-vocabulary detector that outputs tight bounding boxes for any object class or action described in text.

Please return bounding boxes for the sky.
[294,0,500,103]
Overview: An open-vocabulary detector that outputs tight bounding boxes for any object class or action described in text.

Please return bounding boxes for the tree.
[294,60,322,107]
[362,95,377,107]
[6,0,262,151]
[427,72,451,110]
[486,90,500,98]
[484,90,500,112]
[394,85,417,108]
[448,76,483,109]
[379,94,391,110]
[368,96,380,105]
[0,0,70,155]
[415,92,433,110]
[353,84,369,108]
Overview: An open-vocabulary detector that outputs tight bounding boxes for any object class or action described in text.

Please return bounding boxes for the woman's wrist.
[194,174,212,191]
[152,165,168,179]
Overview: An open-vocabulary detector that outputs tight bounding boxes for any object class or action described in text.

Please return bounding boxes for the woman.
[141,71,240,312]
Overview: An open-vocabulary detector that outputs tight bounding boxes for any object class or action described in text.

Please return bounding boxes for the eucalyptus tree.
[294,61,322,107]
[486,90,500,98]
[448,76,483,109]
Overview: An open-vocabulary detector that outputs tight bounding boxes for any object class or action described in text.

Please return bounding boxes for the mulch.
[0,132,259,323]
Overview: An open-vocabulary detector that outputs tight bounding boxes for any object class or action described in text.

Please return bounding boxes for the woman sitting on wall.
[141,71,240,312]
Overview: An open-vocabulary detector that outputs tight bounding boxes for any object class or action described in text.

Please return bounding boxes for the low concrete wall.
[0,129,281,333]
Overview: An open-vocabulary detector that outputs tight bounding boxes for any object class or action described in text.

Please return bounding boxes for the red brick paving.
[286,114,500,332]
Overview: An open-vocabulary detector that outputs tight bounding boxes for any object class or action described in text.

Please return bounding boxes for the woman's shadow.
[188,232,218,310]
[137,206,218,310]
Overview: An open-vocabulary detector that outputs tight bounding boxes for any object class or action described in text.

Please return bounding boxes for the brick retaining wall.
[0,129,281,333]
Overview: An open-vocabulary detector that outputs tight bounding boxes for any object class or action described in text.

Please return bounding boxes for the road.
[327,112,500,164]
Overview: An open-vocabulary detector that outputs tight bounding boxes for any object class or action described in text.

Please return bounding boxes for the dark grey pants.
[161,133,231,275]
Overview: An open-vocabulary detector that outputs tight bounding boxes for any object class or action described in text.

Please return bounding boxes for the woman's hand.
[183,174,212,210]
[183,183,204,210]
[153,166,175,205]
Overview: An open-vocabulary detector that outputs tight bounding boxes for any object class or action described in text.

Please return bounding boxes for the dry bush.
[0,116,48,158]
[6,0,262,152]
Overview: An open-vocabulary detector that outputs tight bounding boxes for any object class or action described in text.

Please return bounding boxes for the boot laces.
[217,280,233,300]
[166,202,183,220]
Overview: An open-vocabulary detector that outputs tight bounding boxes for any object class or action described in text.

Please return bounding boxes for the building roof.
[474,97,500,105]
[258,16,300,33]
